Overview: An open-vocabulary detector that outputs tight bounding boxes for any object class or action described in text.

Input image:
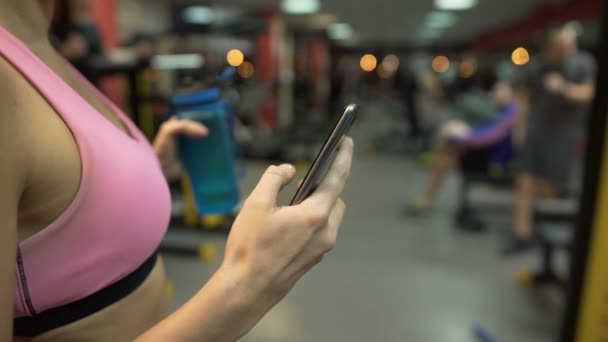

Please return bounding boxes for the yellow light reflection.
[432,55,450,73]
[227,49,244,67]
[377,64,393,79]
[458,60,476,78]
[381,54,400,73]
[360,54,377,72]
[511,47,530,66]
[238,61,255,78]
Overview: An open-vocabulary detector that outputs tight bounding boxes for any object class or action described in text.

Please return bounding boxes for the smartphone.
[290,104,359,205]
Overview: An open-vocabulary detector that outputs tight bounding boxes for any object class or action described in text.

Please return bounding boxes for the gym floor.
[162,103,564,341]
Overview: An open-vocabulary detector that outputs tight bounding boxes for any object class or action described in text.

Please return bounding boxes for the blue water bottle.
[174,96,240,215]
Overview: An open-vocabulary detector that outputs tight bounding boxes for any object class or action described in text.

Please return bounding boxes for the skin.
[512,27,594,240]
[0,1,354,341]
[420,120,468,207]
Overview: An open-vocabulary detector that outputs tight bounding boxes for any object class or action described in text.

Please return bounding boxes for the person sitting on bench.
[502,25,596,256]
[407,81,516,214]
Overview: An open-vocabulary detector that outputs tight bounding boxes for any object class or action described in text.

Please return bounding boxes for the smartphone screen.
[290,104,359,205]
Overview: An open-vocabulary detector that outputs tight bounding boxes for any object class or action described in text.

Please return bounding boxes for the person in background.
[50,0,103,84]
[446,65,498,127]
[415,71,446,137]
[407,81,517,214]
[502,25,596,256]
[395,64,420,142]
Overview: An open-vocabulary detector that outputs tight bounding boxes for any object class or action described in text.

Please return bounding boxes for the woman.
[0,1,353,341]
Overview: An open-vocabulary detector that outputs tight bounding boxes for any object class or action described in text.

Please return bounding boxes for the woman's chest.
[15,57,164,240]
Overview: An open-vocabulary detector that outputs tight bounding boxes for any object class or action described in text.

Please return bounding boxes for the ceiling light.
[382,54,400,73]
[511,47,530,66]
[282,0,320,14]
[432,56,450,73]
[227,49,244,67]
[425,11,458,28]
[238,62,255,79]
[418,26,443,40]
[151,54,205,70]
[434,0,478,10]
[458,60,476,78]
[183,6,215,24]
[360,54,377,72]
[328,23,353,40]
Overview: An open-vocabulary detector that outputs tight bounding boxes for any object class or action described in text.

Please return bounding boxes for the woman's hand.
[153,116,208,181]
[137,138,354,342]
[222,137,354,313]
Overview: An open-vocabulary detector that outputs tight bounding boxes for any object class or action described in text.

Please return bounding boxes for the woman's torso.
[1,32,170,340]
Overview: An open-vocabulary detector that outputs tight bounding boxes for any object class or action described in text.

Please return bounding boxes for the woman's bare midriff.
[14,257,169,342]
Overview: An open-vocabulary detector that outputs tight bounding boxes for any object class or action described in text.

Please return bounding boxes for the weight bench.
[455,146,515,231]
[455,167,578,289]
[526,198,577,289]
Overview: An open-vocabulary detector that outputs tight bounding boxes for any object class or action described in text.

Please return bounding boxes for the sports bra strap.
[0,25,95,130]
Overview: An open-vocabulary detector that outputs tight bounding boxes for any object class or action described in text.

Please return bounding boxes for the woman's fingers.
[153,118,208,163]
[248,164,296,208]
[324,198,346,251]
[164,118,209,138]
[305,137,354,212]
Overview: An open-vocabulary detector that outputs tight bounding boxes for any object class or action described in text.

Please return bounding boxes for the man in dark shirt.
[503,25,596,255]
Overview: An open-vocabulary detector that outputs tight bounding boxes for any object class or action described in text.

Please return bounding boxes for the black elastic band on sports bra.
[14,252,158,337]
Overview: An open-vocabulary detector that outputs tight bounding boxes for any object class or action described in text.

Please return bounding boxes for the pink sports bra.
[0,26,171,329]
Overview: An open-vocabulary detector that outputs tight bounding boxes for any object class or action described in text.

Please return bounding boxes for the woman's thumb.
[248,164,296,206]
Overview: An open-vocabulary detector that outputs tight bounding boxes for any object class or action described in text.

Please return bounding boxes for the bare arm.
[544,69,596,105]
[135,263,262,341]
[513,89,530,147]
[0,61,28,342]
[561,80,595,105]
